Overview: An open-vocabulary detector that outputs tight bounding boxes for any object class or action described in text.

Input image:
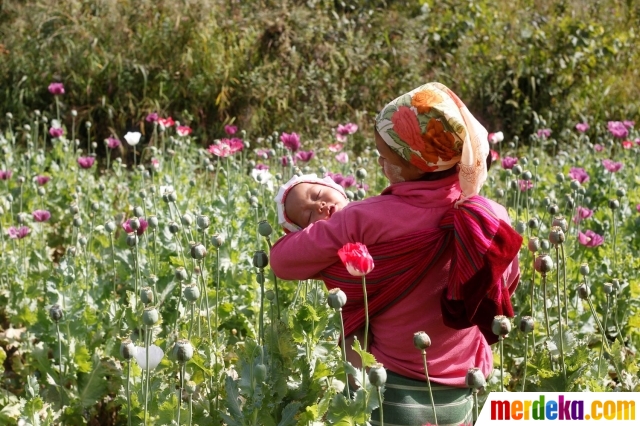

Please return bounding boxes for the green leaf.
[224,375,244,423]
[0,347,5,375]
[351,338,377,368]
[74,345,92,373]
[77,354,108,408]
[23,397,44,423]
[326,394,357,425]
[277,402,301,426]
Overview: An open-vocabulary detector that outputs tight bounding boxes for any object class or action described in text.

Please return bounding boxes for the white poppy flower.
[124,131,142,146]
[134,344,164,370]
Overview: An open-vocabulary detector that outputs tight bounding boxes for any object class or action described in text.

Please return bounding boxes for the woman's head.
[275,174,348,232]
[374,82,489,199]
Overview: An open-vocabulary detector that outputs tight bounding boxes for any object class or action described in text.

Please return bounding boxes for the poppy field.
[0,81,639,426]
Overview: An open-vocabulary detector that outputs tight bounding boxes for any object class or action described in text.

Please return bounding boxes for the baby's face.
[284,183,348,229]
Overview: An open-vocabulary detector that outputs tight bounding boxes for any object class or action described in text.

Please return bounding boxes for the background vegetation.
[1,0,639,151]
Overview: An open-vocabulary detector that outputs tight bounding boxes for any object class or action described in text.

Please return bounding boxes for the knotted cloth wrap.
[275,174,347,233]
[375,82,489,204]
[321,196,522,345]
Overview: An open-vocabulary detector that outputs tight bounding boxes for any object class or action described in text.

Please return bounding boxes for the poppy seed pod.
[167,191,178,203]
[254,363,267,382]
[37,187,46,196]
[519,316,535,333]
[168,221,180,234]
[126,233,138,247]
[78,236,87,247]
[616,188,626,198]
[186,381,197,395]
[577,283,591,300]
[356,168,368,179]
[183,283,200,302]
[190,243,206,260]
[256,272,265,284]
[509,180,518,190]
[211,233,224,248]
[142,306,159,326]
[548,204,560,215]
[139,189,147,199]
[492,315,511,337]
[495,188,505,198]
[174,267,188,282]
[66,246,77,257]
[253,250,269,268]
[612,279,620,292]
[548,226,565,245]
[327,288,347,310]
[181,213,193,227]
[540,239,550,251]
[608,199,619,210]
[129,217,140,231]
[368,363,387,387]
[465,367,486,390]
[527,237,540,253]
[49,304,63,322]
[603,283,614,295]
[413,331,431,350]
[555,172,565,183]
[258,220,273,237]
[105,220,116,233]
[515,220,526,235]
[534,254,554,273]
[196,215,210,230]
[570,179,581,190]
[579,263,590,276]
[357,188,366,199]
[91,202,100,212]
[265,289,275,301]
[140,287,154,305]
[173,339,194,363]
[522,170,532,181]
[133,206,144,218]
[528,217,539,230]
[512,164,522,176]
[73,215,83,227]
[120,339,136,360]
[551,216,568,232]
[148,215,159,229]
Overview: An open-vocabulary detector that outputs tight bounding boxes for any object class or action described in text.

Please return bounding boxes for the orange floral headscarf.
[375,82,489,202]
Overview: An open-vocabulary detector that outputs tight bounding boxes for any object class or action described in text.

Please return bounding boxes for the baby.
[275,174,349,232]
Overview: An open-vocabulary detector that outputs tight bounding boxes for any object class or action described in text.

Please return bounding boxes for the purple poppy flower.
[519,180,533,191]
[637,204,640,213]
[568,167,589,184]
[32,210,51,222]
[578,230,604,248]
[77,156,95,169]
[224,125,238,135]
[602,159,623,173]
[575,122,589,133]
[501,156,518,169]
[0,170,12,180]
[336,123,358,142]
[623,120,635,129]
[280,156,290,167]
[122,217,148,236]
[295,150,315,163]
[107,137,121,149]
[255,148,270,159]
[145,112,158,122]
[340,175,356,188]
[594,144,604,152]
[335,152,349,164]
[537,128,551,139]
[607,121,628,139]
[36,175,50,185]
[49,127,64,138]
[254,163,269,170]
[573,206,593,224]
[48,82,65,95]
[326,172,345,186]
[280,132,300,152]
[7,226,30,239]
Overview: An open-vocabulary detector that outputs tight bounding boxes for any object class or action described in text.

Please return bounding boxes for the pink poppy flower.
[326,172,344,186]
[607,121,628,139]
[621,140,633,149]
[122,217,148,236]
[636,204,640,213]
[501,156,518,169]
[519,180,533,191]
[107,137,121,149]
[254,163,269,170]
[602,159,623,173]
[176,125,192,137]
[255,148,271,159]
[336,123,358,142]
[295,150,315,163]
[537,128,551,139]
[145,113,158,122]
[490,150,500,162]
[0,170,12,180]
[488,131,504,144]
[280,156,290,167]
[32,210,51,222]
[623,120,635,129]
[280,132,301,152]
[578,230,604,248]
[77,157,95,169]
[49,127,64,138]
[340,175,356,188]
[224,125,237,135]
[594,144,604,152]
[151,158,160,170]
[35,175,50,186]
[335,152,349,164]
[573,206,593,224]
[338,242,374,276]
[48,82,65,95]
[158,117,174,128]
[328,143,343,152]
[7,226,30,239]
[208,139,243,157]
[568,167,589,184]
[575,122,590,133]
